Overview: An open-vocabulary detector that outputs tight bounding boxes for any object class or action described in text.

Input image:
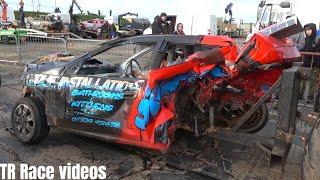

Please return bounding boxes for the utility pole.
[37,0,40,12]
[191,16,194,35]
[31,0,34,12]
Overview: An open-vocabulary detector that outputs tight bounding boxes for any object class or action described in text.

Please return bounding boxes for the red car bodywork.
[116,33,301,151]
[20,18,303,151]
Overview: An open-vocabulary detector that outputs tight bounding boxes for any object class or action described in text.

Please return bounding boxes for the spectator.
[19,0,25,27]
[108,23,117,39]
[207,29,211,36]
[300,23,320,103]
[100,22,108,38]
[97,28,103,39]
[301,23,318,67]
[54,16,64,33]
[151,12,168,34]
[173,23,185,35]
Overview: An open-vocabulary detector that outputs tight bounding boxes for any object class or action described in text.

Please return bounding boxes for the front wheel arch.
[23,88,46,105]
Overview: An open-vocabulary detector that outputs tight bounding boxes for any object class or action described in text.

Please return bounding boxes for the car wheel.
[11,97,50,144]
[239,103,269,133]
[1,36,10,44]
[303,120,320,179]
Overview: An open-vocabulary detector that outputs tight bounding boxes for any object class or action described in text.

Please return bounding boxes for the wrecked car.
[80,19,108,32]
[26,14,67,32]
[11,17,302,151]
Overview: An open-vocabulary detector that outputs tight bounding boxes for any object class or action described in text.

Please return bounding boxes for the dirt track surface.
[0,63,310,179]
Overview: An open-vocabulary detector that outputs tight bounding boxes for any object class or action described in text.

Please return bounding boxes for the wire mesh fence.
[18,35,67,64]
[300,52,320,105]
[66,38,106,57]
[0,35,148,67]
[95,44,148,65]
[65,39,152,67]
[0,35,115,64]
[0,35,20,62]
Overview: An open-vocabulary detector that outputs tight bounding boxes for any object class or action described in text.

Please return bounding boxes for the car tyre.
[1,35,10,44]
[11,97,50,144]
[240,103,269,133]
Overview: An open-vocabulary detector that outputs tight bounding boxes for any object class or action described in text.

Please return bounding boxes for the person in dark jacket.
[151,12,168,34]
[173,23,185,35]
[300,23,320,104]
[53,16,63,33]
[19,0,25,27]
[301,23,318,67]
[108,23,117,39]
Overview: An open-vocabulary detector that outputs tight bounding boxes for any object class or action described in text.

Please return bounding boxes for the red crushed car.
[12,17,302,151]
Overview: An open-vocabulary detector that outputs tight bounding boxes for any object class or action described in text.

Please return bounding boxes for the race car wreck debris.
[11,17,303,154]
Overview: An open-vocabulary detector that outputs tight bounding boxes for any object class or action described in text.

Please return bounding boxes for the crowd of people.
[97,23,117,40]
[151,12,185,35]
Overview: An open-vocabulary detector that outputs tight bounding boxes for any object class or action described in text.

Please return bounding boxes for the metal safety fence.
[300,52,320,105]
[0,35,20,63]
[95,44,148,65]
[18,35,67,64]
[65,38,149,66]
[66,38,106,57]
[0,35,67,64]
[0,34,143,65]
[0,35,110,64]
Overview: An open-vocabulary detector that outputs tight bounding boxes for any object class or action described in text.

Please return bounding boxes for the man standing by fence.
[19,0,25,27]
[301,23,320,103]
[301,23,318,67]
[108,23,117,39]
[152,13,170,35]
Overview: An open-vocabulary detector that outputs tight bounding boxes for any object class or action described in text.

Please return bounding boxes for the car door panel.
[64,75,145,135]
